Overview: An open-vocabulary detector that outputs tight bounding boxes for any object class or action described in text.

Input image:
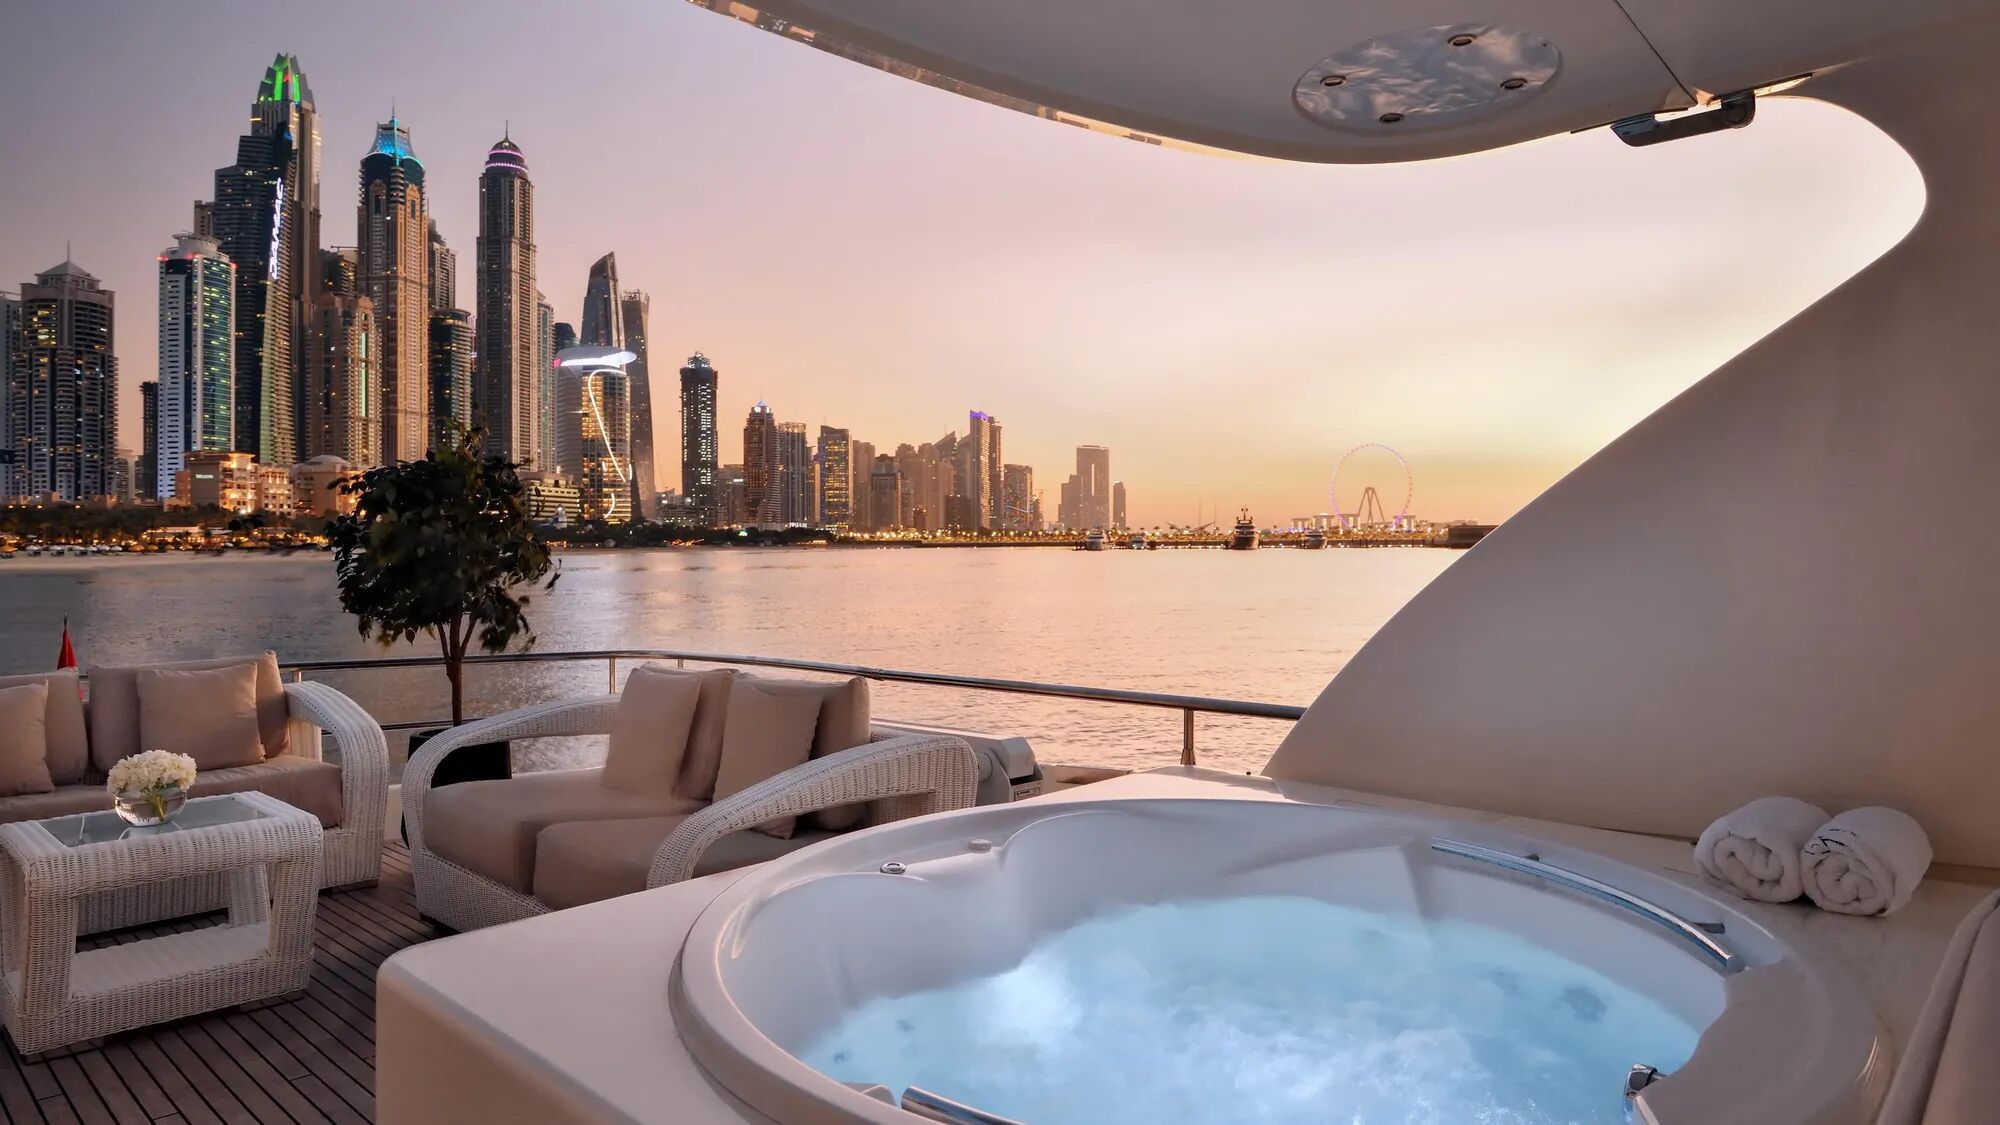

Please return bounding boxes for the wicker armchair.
[404,697,978,932]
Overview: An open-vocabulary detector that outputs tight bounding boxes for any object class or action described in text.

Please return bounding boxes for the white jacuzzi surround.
[671,798,1888,1125]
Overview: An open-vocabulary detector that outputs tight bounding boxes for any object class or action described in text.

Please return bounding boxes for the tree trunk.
[442,617,464,725]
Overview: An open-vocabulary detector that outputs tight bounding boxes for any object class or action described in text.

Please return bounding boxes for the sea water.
[799,895,1704,1124]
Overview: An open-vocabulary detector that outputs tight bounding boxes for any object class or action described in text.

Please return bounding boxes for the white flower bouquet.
[107,750,199,824]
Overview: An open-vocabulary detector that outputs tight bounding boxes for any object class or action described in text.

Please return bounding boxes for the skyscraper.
[742,402,778,526]
[304,289,376,465]
[680,353,720,526]
[894,443,924,529]
[0,292,14,497]
[156,233,235,501]
[319,247,358,297]
[1113,480,1128,530]
[868,454,902,532]
[209,54,320,466]
[426,220,455,312]
[580,254,623,350]
[1077,444,1112,528]
[1002,464,1036,531]
[5,259,117,501]
[619,290,655,518]
[778,421,811,526]
[476,134,538,464]
[959,411,1000,529]
[850,439,876,529]
[357,117,429,463]
[534,292,555,471]
[554,347,633,523]
[817,425,851,527]
[137,381,158,502]
[428,308,473,447]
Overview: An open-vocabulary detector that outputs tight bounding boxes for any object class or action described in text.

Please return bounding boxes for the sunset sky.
[0,1,1924,525]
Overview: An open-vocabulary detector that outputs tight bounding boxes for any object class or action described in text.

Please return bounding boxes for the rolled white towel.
[1693,796,1830,902]
[1802,807,1934,917]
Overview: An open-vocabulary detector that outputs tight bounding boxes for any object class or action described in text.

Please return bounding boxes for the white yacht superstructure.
[378,3,2000,1123]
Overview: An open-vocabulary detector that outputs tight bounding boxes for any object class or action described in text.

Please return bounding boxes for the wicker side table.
[0,791,322,1057]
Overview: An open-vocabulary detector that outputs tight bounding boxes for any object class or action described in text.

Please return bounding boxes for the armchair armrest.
[402,696,619,854]
[284,679,389,839]
[647,733,977,887]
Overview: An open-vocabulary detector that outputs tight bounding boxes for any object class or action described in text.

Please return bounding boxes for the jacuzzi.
[671,798,1888,1125]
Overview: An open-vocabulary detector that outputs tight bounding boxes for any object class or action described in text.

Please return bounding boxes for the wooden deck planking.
[3,845,428,1125]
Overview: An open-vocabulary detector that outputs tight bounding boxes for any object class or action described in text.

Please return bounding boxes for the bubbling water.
[799,895,1703,1124]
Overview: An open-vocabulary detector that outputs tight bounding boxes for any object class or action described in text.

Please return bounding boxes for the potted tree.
[328,424,557,796]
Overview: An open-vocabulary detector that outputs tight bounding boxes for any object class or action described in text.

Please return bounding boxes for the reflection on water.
[0,548,1456,774]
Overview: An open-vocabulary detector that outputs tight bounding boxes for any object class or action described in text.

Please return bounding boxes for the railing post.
[1181,710,1197,767]
[607,655,618,693]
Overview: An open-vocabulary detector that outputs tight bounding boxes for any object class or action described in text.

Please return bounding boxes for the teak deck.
[2,844,426,1125]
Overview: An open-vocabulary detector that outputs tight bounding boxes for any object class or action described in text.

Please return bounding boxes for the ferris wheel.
[1329,444,1413,530]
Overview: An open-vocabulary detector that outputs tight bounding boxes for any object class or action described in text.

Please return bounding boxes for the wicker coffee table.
[0,791,322,1056]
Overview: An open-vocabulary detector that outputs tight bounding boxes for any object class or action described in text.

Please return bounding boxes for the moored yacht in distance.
[376,2,2000,1124]
[1079,527,1108,550]
[1301,526,1327,549]
[1228,508,1259,550]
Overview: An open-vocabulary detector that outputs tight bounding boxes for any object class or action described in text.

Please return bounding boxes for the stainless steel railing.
[278,648,1308,767]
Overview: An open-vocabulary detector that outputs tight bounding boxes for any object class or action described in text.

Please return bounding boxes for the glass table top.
[37,796,269,848]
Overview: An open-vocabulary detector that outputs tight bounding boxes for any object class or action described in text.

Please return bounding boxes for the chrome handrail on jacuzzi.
[901,1087,1026,1125]
[1429,839,1743,974]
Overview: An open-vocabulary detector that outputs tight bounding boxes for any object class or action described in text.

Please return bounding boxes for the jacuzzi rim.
[669,796,1886,1125]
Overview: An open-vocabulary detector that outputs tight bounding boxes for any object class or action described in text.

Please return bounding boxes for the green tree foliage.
[328,426,557,724]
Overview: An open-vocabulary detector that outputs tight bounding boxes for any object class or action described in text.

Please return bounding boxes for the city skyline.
[0,1,1926,525]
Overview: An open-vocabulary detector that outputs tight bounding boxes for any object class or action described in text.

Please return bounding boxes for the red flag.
[56,616,75,670]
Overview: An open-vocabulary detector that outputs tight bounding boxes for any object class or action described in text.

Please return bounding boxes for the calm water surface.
[0,548,1456,775]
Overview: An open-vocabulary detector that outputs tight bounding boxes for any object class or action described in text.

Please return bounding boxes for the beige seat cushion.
[532,815,836,911]
[666,667,741,802]
[0,669,87,784]
[0,683,55,797]
[602,665,703,798]
[135,664,265,770]
[0,754,343,828]
[748,677,874,831]
[714,679,825,839]
[424,768,699,893]
[188,755,345,828]
[88,652,287,773]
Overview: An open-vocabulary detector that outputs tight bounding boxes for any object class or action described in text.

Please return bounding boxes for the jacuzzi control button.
[879,861,908,875]
[967,839,994,853]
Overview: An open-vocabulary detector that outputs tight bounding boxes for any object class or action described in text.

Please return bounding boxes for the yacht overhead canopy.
[688,0,1938,162]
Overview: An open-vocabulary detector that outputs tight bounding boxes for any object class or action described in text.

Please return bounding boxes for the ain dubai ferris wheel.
[1328,443,1414,530]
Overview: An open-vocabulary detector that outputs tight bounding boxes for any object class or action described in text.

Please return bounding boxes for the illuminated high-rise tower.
[534,292,555,470]
[817,426,852,527]
[680,353,720,526]
[357,117,429,462]
[619,291,655,518]
[6,260,117,502]
[209,54,320,465]
[155,234,235,501]
[742,401,778,526]
[476,133,537,464]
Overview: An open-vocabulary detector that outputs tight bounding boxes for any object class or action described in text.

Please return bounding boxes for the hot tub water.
[798,894,1702,1124]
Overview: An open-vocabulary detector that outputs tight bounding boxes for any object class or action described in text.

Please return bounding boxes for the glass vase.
[114,784,186,827]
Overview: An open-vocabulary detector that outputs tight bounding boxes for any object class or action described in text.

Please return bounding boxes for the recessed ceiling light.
[1321,75,1346,88]
[1448,33,1478,47]
[1379,112,1405,124]
[1500,77,1528,91]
